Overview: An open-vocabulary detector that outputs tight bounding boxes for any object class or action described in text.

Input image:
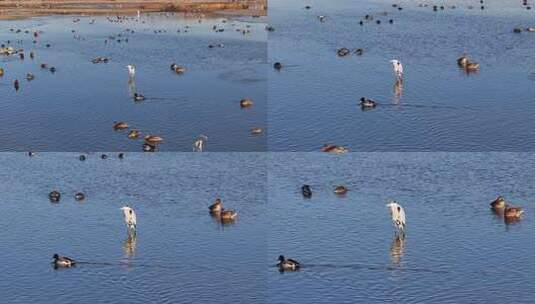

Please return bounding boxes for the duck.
[301,185,312,198]
[317,15,326,22]
[74,192,85,201]
[209,198,223,213]
[52,254,75,267]
[273,62,283,70]
[337,47,350,57]
[79,155,86,161]
[277,255,300,271]
[14,79,19,90]
[128,129,140,139]
[49,67,56,73]
[170,63,186,74]
[490,196,506,210]
[220,209,238,221]
[359,97,377,108]
[334,185,348,195]
[504,205,524,219]
[465,62,479,71]
[251,127,263,135]
[26,73,34,81]
[49,190,61,202]
[240,98,254,108]
[457,56,469,67]
[355,48,364,56]
[321,144,348,154]
[142,143,156,152]
[144,135,163,145]
[113,121,129,130]
[133,93,146,101]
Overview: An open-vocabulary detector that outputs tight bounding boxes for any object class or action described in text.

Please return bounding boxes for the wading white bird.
[389,59,403,79]
[120,205,137,235]
[387,201,406,235]
[193,135,208,152]
[126,65,135,79]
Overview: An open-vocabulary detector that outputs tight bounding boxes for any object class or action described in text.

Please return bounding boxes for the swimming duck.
[337,47,350,57]
[19,53,24,60]
[49,190,61,202]
[144,135,163,145]
[457,56,469,67]
[30,52,34,59]
[251,127,263,135]
[113,121,129,130]
[240,98,254,108]
[359,97,377,108]
[53,254,75,268]
[355,48,364,56]
[101,154,108,159]
[302,185,312,198]
[465,62,479,71]
[504,205,524,219]
[513,28,522,33]
[209,198,222,213]
[321,144,348,154]
[334,185,348,195]
[273,62,282,70]
[220,209,238,221]
[277,255,300,271]
[317,15,326,22]
[28,151,36,157]
[40,63,47,69]
[79,155,86,161]
[142,143,156,152]
[128,129,140,139]
[14,79,19,91]
[490,196,506,210]
[49,67,56,73]
[527,27,535,32]
[133,93,146,101]
[118,153,124,159]
[170,64,186,74]
[74,192,85,201]
[25,73,34,81]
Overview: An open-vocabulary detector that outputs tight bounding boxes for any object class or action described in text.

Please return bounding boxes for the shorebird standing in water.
[387,201,406,236]
[389,59,403,80]
[193,135,208,152]
[120,205,137,235]
[126,65,135,79]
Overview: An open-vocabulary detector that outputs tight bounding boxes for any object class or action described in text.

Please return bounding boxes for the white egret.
[120,206,137,235]
[193,135,208,152]
[387,201,406,235]
[389,59,403,79]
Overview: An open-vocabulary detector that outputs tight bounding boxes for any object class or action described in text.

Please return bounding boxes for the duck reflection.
[390,235,405,266]
[392,79,403,104]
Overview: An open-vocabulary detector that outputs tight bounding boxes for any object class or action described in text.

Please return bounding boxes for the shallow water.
[269,0,535,151]
[0,13,266,151]
[0,152,266,303]
[268,152,535,303]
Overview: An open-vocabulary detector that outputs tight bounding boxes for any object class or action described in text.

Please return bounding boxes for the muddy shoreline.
[0,0,267,19]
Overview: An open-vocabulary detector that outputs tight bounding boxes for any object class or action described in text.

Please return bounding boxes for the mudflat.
[0,0,266,19]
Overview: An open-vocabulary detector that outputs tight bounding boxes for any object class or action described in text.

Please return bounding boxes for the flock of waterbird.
[49,153,238,268]
[272,0,535,154]
[276,185,525,272]
[1,12,264,152]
